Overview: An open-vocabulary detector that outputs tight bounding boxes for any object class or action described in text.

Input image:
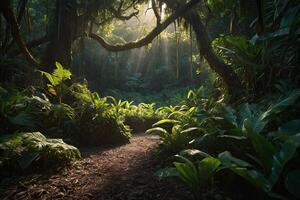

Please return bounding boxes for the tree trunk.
[184,10,242,99]
[45,0,76,69]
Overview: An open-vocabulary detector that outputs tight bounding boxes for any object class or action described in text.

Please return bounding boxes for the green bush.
[0,132,80,173]
[75,108,131,145]
[70,83,131,145]
[157,150,222,200]
[123,103,162,133]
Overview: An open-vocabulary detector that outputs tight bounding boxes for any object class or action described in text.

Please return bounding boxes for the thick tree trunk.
[45,0,76,69]
[184,10,243,99]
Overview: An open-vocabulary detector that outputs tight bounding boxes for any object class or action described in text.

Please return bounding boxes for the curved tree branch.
[10,34,50,56]
[1,0,39,67]
[107,0,139,21]
[89,0,200,52]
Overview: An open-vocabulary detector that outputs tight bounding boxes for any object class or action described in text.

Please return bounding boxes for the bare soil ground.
[0,134,191,200]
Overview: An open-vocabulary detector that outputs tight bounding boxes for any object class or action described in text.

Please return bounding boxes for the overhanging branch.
[1,0,39,67]
[89,0,200,52]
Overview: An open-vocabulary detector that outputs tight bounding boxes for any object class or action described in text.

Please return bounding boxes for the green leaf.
[218,151,252,168]
[146,127,168,136]
[53,62,71,81]
[38,70,59,86]
[280,6,300,29]
[231,167,271,192]
[38,62,71,87]
[179,149,210,160]
[218,151,271,192]
[285,170,300,198]
[174,160,199,187]
[152,119,180,127]
[180,127,201,134]
[210,117,236,130]
[259,28,290,40]
[270,134,300,185]
[271,119,300,139]
[197,157,221,181]
[244,119,276,172]
[239,103,266,133]
[261,90,300,121]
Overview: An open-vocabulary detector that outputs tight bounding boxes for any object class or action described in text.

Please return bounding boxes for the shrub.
[123,103,162,133]
[75,108,131,145]
[0,132,80,173]
[70,84,132,145]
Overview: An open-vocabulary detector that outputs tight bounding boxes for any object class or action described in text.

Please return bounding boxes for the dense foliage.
[0,0,299,199]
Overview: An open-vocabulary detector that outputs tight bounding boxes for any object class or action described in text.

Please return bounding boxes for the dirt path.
[1,134,191,200]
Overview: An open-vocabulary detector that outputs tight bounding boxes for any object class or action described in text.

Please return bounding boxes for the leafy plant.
[0,87,36,132]
[146,125,197,153]
[156,150,222,200]
[38,62,72,103]
[68,83,132,145]
[0,132,81,171]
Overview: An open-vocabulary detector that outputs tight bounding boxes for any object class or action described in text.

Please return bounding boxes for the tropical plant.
[146,125,199,153]
[38,62,72,103]
[0,87,38,132]
[218,126,300,199]
[156,149,222,200]
[67,83,132,145]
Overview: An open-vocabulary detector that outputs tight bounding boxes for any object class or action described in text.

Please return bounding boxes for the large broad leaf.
[179,149,210,161]
[244,119,276,172]
[146,127,168,136]
[174,160,199,187]
[278,119,300,135]
[261,90,300,121]
[218,151,271,192]
[152,119,180,127]
[218,151,252,168]
[285,170,300,198]
[231,167,271,192]
[197,157,221,183]
[270,133,300,186]
[258,28,290,41]
[180,127,201,134]
[239,103,266,133]
[210,117,236,130]
[270,119,300,139]
[280,6,300,29]
[38,70,59,86]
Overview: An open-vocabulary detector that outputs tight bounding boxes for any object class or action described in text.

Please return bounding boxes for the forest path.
[2,134,191,200]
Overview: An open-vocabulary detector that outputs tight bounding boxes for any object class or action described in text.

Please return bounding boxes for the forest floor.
[0,134,192,200]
